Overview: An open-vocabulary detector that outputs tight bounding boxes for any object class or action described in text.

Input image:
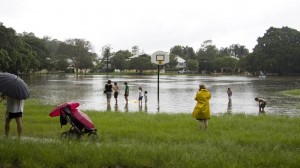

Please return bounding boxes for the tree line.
[1,22,300,75]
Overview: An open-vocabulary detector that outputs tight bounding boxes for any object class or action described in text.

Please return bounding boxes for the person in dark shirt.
[124,82,129,104]
[105,80,113,105]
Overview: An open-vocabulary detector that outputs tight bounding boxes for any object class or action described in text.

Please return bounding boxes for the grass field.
[0,99,300,168]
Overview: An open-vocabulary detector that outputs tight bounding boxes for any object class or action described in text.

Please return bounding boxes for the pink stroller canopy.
[49,102,80,117]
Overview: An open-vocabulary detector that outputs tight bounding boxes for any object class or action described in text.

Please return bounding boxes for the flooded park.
[26,74,300,116]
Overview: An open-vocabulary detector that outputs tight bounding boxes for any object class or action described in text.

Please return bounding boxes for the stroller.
[49,102,98,141]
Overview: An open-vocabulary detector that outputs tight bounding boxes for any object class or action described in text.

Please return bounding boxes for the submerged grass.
[0,99,300,167]
[282,89,300,109]
[282,89,300,97]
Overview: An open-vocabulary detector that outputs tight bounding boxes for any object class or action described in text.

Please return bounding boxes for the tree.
[167,54,179,69]
[78,52,97,75]
[111,50,132,70]
[187,59,198,72]
[19,32,50,70]
[58,39,94,75]
[129,55,155,73]
[170,45,184,58]
[45,38,62,71]
[131,45,139,55]
[229,44,249,58]
[212,56,238,72]
[101,45,112,73]
[196,40,219,72]
[183,46,196,60]
[243,26,300,74]
[0,23,36,74]
[219,47,231,57]
[0,49,10,71]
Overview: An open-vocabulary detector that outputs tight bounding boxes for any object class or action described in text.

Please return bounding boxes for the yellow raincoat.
[192,89,211,119]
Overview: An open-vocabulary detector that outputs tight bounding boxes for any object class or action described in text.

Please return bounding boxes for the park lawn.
[0,99,300,168]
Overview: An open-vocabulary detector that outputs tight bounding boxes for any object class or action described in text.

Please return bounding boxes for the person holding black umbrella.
[0,72,30,138]
[1,94,24,138]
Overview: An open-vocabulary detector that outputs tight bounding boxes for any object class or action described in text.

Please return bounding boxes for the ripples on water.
[26,75,300,116]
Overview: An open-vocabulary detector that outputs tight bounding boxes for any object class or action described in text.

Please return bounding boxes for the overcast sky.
[1,0,299,55]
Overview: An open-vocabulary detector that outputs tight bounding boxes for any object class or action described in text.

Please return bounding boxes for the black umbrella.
[0,72,30,100]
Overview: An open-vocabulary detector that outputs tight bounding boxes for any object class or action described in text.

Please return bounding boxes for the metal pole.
[157,64,160,101]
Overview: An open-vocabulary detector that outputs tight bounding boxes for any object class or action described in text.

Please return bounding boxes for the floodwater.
[25,74,300,116]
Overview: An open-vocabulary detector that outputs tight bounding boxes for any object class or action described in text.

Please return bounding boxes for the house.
[175,56,186,69]
[128,51,148,60]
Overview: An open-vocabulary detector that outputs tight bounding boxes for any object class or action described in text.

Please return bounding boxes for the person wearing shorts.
[138,87,143,106]
[112,82,120,105]
[255,97,267,112]
[105,80,113,105]
[4,96,24,138]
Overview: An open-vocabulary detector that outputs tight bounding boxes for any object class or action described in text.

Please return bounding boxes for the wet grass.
[282,89,300,109]
[282,89,300,97]
[0,99,300,167]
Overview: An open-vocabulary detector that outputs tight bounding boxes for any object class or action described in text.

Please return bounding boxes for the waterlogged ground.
[26,74,300,116]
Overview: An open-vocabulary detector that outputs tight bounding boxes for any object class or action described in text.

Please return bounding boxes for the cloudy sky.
[1,0,299,55]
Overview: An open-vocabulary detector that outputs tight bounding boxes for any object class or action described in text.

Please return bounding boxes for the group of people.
[1,80,268,138]
[192,85,267,130]
[103,80,148,106]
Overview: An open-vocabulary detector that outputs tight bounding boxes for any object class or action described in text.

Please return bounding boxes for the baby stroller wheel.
[88,132,98,142]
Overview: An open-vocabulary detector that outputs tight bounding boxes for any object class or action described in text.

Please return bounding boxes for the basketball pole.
[157,63,160,102]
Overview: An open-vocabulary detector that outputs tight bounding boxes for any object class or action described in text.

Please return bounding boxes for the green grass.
[0,99,300,167]
[282,89,300,97]
[282,89,300,109]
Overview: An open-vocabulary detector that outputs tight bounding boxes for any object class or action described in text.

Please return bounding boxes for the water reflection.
[106,104,111,112]
[137,104,148,113]
[114,104,119,112]
[124,103,128,113]
[25,75,300,116]
[227,99,232,113]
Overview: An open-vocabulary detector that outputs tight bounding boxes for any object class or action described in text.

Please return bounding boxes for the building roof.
[175,56,185,63]
[129,51,148,59]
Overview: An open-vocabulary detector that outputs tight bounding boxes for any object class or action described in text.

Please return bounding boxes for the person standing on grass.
[112,82,120,105]
[192,84,211,130]
[124,82,129,104]
[138,87,143,106]
[255,97,267,112]
[104,80,113,105]
[1,94,24,138]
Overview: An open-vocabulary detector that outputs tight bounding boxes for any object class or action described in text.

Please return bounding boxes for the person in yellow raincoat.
[192,84,211,129]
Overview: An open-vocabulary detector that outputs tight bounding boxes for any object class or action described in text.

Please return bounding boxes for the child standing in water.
[227,88,232,100]
[144,91,148,105]
[124,82,129,104]
[138,87,143,106]
[112,82,120,105]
